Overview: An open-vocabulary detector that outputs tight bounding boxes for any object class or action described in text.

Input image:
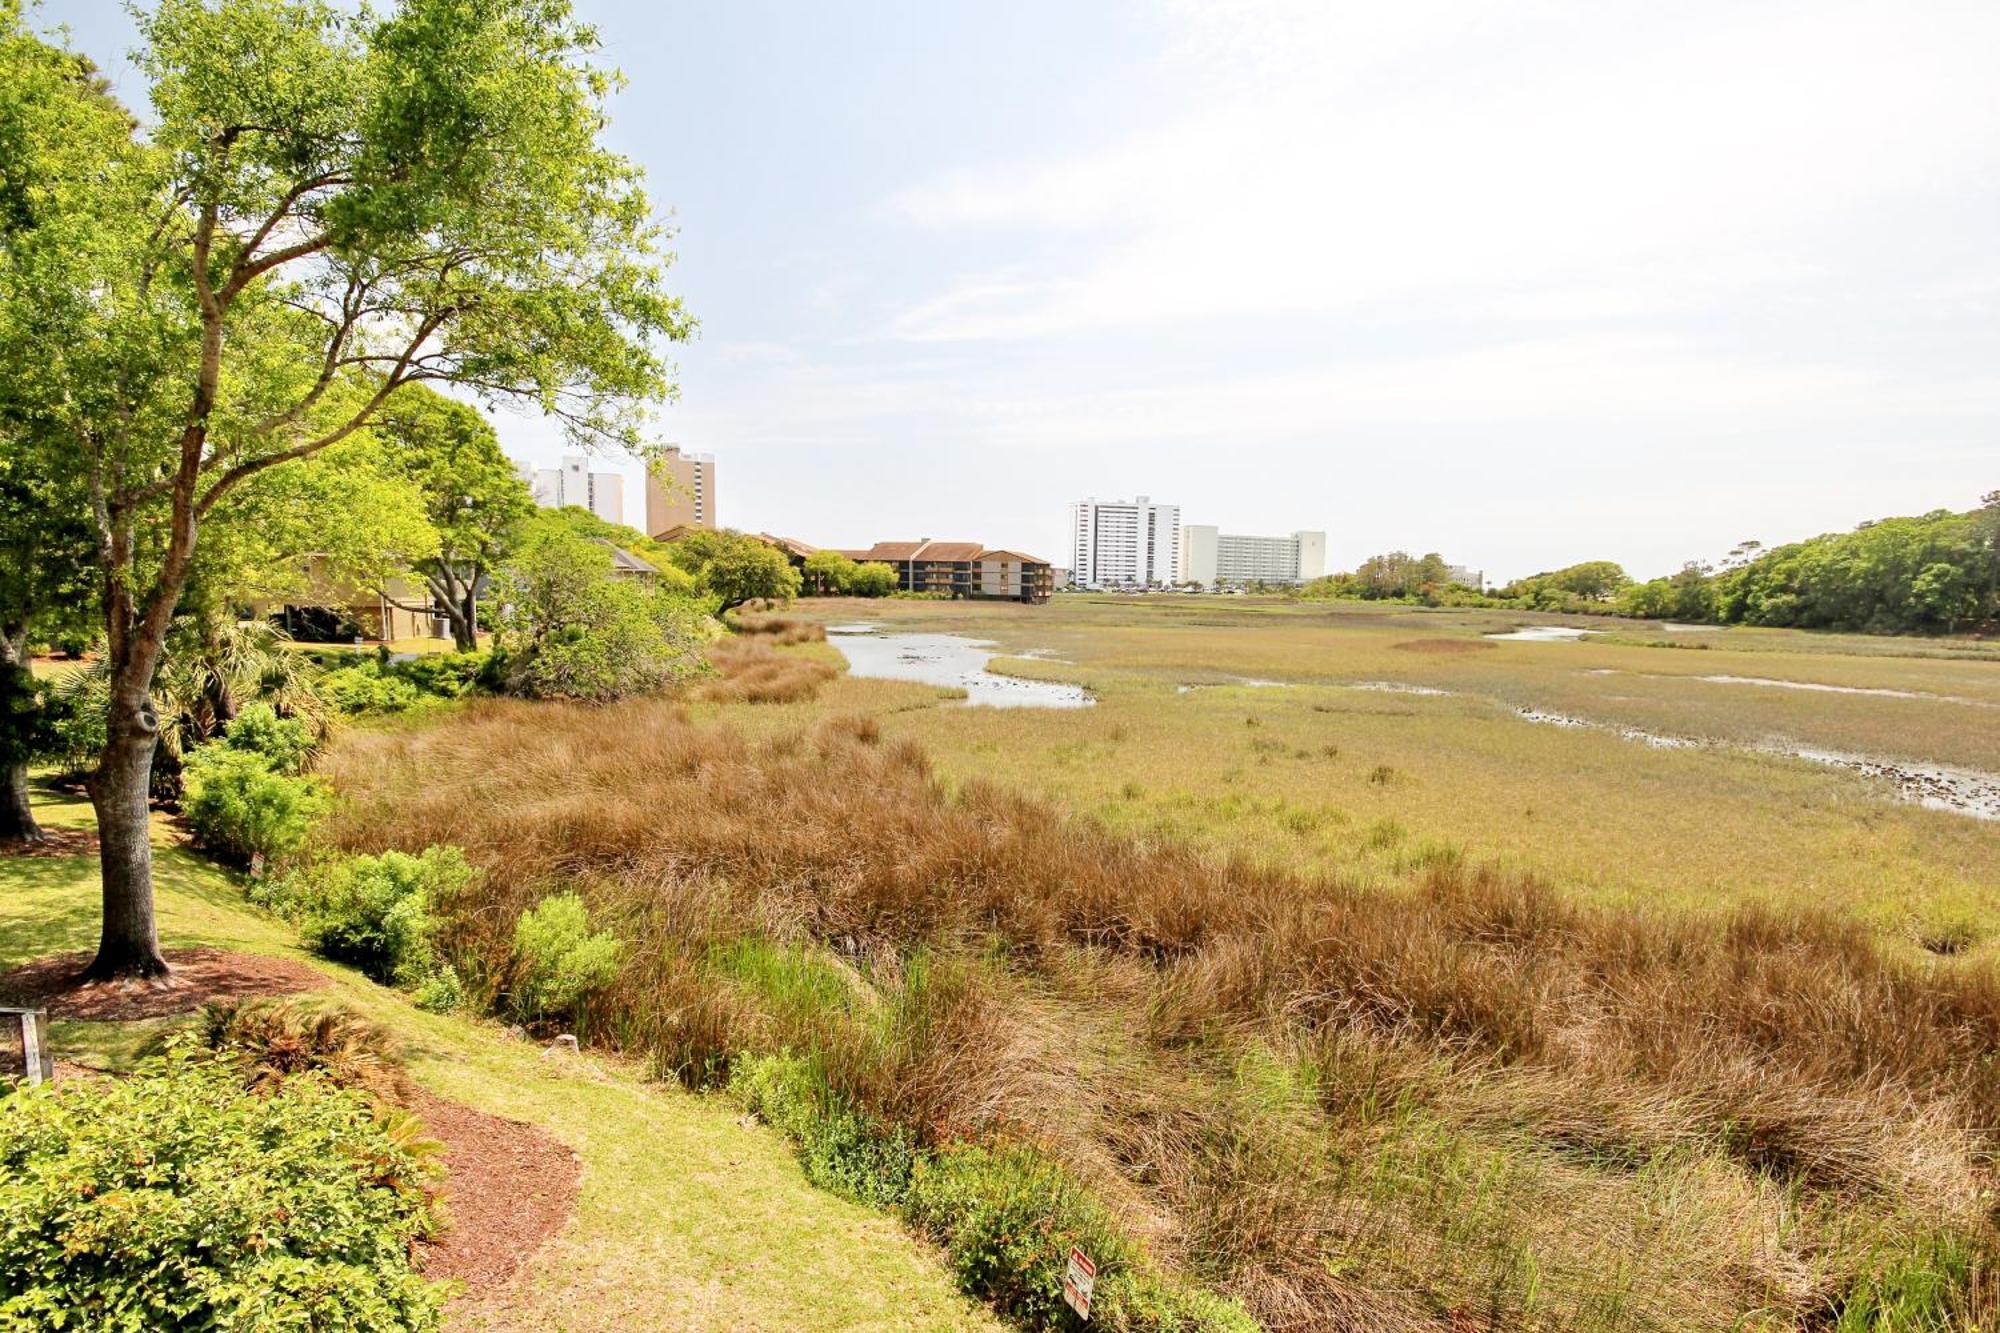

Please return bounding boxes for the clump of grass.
[323,699,2000,1330]
[732,614,827,645]
[1365,818,1406,849]
[699,639,838,704]
[1366,763,1398,785]
[1916,904,1982,957]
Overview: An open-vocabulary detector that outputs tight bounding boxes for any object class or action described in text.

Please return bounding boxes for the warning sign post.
[1062,1248,1096,1321]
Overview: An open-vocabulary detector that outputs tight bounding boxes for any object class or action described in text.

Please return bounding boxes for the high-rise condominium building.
[531,456,624,526]
[644,445,717,538]
[1069,497,1180,588]
[1179,527,1327,588]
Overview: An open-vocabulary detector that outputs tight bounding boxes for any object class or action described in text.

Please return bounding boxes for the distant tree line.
[1294,493,2000,635]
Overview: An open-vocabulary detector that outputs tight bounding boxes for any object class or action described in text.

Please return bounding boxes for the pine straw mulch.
[0,947,324,1020]
[0,827,100,858]
[410,1089,582,1295]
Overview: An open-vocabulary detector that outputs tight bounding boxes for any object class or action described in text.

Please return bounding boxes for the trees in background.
[367,387,534,650]
[531,504,697,593]
[1497,560,1632,611]
[666,529,802,611]
[492,523,711,701]
[1699,503,1999,633]
[1300,552,1468,603]
[1292,496,1996,635]
[849,562,900,597]
[802,549,897,597]
[1,0,690,977]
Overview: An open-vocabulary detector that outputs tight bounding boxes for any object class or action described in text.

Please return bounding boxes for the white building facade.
[1069,497,1180,588]
[531,456,625,526]
[1179,526,1327,588]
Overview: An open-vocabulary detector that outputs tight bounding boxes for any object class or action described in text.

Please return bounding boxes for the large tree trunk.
[0,761,38,843]
[0,633,42,842]
[449,586,478,652]
[82,689,168,980]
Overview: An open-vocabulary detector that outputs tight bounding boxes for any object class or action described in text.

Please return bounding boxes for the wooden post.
[1,1007,52,1086]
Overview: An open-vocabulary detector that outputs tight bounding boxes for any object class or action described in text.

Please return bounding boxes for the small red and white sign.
[1062,1247,1096,1321]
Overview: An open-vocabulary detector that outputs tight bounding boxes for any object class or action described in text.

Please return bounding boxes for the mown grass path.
[0,784,1001,1333]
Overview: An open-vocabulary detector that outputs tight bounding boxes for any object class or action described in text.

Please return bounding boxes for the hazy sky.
[52,0,2000,581]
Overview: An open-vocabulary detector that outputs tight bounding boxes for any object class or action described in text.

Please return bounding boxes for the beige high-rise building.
[644,446,717,537]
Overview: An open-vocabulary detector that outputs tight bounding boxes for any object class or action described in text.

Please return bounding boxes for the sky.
[49,0,2000,582]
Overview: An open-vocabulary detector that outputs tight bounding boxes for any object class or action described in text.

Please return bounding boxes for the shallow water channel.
[826,627,1093,709]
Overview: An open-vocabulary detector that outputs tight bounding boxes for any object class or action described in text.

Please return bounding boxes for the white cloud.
[886,0,2000,341]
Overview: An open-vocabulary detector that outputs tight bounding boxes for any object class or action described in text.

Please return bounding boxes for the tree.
[531,503,697,592]
[492,523,710,701]
[802,549,858,595]
[665,529,802,611]
[0,9,127,840]
[367,386,533,650]
[4,0,691,977]
[849,562,899,598]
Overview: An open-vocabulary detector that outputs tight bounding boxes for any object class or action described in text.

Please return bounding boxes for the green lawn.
[1,780,1000,1333]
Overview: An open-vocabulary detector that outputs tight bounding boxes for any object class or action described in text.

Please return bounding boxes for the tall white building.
[1179,526,1327,588]
[531,455,625,527]
[1070,497,1180,588]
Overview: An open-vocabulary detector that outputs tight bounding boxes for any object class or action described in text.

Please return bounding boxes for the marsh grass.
[732,614,829,645]
[326,698,2000,1330]
[789,598,1996,943]
[698,638,839,704]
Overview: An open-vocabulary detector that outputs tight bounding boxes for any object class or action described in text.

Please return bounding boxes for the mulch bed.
[0,947,324,1020]
[0,827,99,858]
[411,1089,582,1294]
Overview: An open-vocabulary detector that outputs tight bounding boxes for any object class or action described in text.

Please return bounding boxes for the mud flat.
[828,629,1093,709]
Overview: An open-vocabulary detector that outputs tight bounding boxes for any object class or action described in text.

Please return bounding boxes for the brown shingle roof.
[913,541,984,562]
[837,540,1047,565]
[850,541,926,562]
[753,533,818,559]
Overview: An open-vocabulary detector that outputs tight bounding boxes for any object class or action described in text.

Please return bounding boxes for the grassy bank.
[323,693,2000,1330]
[0,784,1001,1332]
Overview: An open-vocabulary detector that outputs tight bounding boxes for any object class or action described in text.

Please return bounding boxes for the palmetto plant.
[55,618,331,790]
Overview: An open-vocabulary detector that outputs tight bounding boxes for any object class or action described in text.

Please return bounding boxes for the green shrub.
[0,1046,445,1331]
[731,1052,916,1209]
[259,848,473,1002]
[509,892,623,1024]
[319,664,423,715]
[217,701,316,774]
[905,1142,1134,1327]
[181,748,327,869]
[393,651,493,699]
[903,1142,1258,1333]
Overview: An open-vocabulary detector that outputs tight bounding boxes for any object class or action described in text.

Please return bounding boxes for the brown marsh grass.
[324,697,2000,1330]
[730,614,828,645]
[697,638,838,704]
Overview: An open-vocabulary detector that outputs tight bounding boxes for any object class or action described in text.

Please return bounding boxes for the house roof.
[849,541,927,562]
[594,539,658,575]
[753,532,819,559]
[913,541,985,562]
[835,540,1048,565]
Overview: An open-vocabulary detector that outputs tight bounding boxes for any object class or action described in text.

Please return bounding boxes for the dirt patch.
[0,947,325,1020]
[412,1089,581,1296]
[0,827,99,858]
[1394,638,1497,655]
